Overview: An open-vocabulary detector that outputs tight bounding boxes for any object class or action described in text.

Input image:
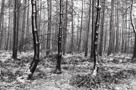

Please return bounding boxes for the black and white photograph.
[0,0,136,90]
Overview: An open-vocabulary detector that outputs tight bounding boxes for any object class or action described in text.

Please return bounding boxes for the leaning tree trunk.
[130,0,136,59]
[28,0,40,79]
[54,0,63,74]
[92,0,101,76]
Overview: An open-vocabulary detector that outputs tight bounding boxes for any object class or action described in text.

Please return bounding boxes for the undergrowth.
[70,67,136,89]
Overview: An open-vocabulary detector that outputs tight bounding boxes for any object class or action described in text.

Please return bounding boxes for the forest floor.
[0,51,136,90]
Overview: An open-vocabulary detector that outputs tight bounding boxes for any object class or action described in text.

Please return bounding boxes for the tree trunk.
[115,1,119,53]
[90,0,96,58]
[78,0,84,52]
[6,0,11,51]
[12,0,20,59]
[84,0,91,57]
[46,0,52,55]
[130,0,136,59]
[54,0,63,74]
[70,0,74,54]
[107,0,114,55]
[121,21,124,53]
[0,0,5,49]
[19,0,27,52]
[125,1,128,53]
[29,0,40,78]
[98,0,105,56]
[133,34,136,58]
[92,0,101,76]
[25,0,30,50]
[53,1,59,52]
[63,0,68,55]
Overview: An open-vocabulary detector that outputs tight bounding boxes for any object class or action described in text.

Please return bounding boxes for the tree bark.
[107,0,114,55]
[12,0,20,59]
[29,0,40,78]
[46,0,52,55]
[84,0,91,57]
[92,0,101,76]
[90,0,96,58]
[25,0,30,50]
[130,0,136,59]
[115,1,119,53]
[6,0,11,51]
[70,0,74,54]
[63,0,68,55]
[78,0,84,52]
[53,1,59,52]
[98,0,105,56]
[0,0,5,49]
[54,0,63,74]
[19,0,27,52]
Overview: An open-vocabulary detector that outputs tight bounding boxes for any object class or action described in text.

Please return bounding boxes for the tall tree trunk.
[0,0,5,49]
[125,1,128,53]
[25,0,30,50]
[90,0,96,58]
[92,0,101,76]
[107,0,114,55]
[103,21,108,52]
[121,19,124,53]
[38,0,42,50]
[115,1,119,53]
[98,0,105,56]
[12,0,20,59]
[46,0,52,55]
[112,29,115,53]
[130,0,136,59]
[29,0,40,78]
[53,1,59,52]
[19,0,27,52]
[63,0,68,55]
[84,0,91,57]
[78,0,84,52]
[77,16,80,52]
[70,0,74,53]
[54,0,63,74]
[128,23,131,53]
[6,0,11,51]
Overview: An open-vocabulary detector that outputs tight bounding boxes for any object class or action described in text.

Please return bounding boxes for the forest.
[0,0,136,90]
